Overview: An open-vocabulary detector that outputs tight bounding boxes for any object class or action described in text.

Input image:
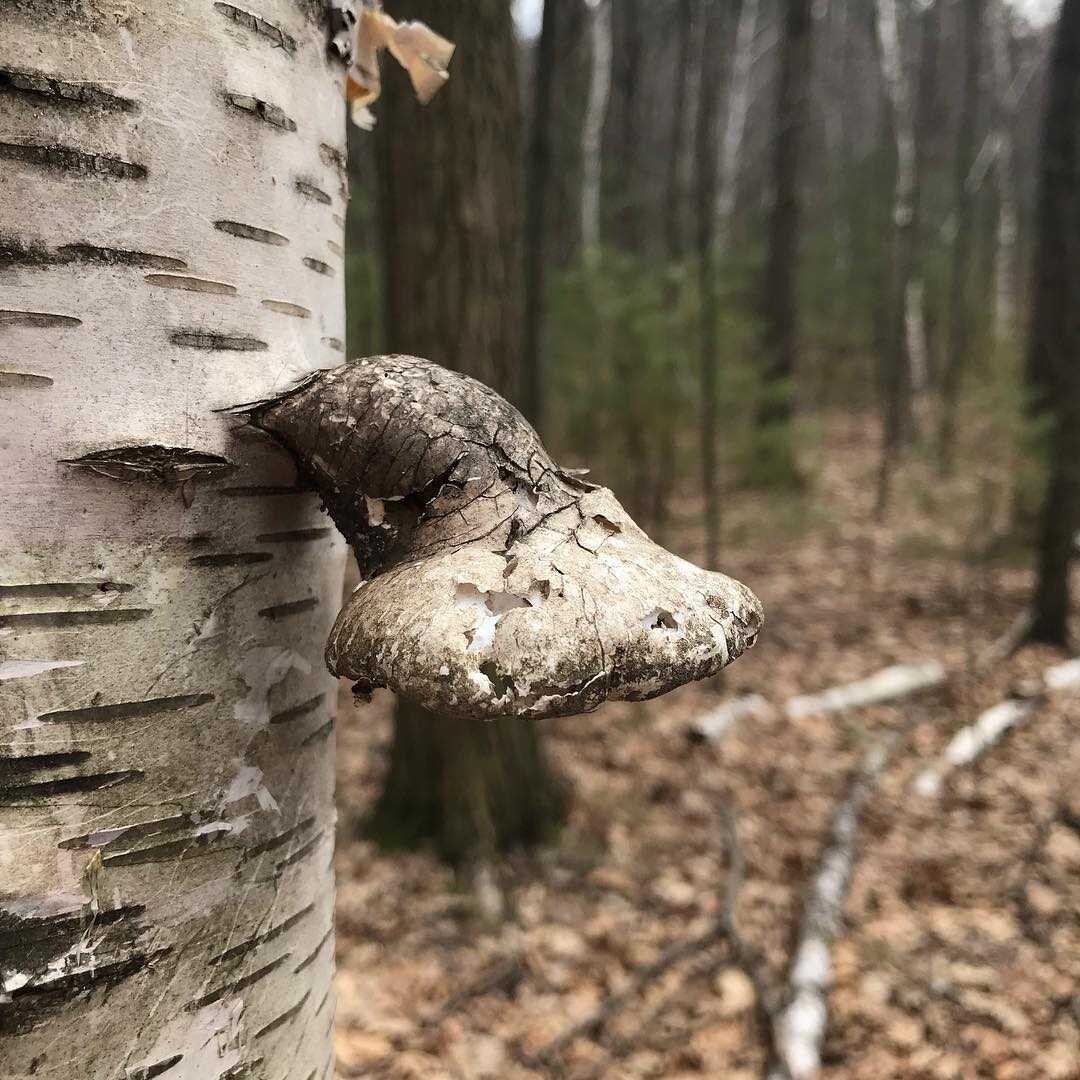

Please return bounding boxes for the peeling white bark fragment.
[786,661,945,718]
[233,646,312,729]
[0,659,84,681]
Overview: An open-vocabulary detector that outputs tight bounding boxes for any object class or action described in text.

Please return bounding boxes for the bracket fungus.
[238,355,762,720]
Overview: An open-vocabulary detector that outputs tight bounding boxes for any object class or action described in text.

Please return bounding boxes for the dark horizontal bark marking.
[0,580,132,598]
[103,826,235,867]
[256,527,332,544]
[0,309,81,328]
[0,369,53,388]
[126,1055,184,1080]
[214,2,297,51]
[223,91,297,131]
[39,692,214,725]
[189,551,274,567]
[0,769,143,803]
[145,274,237,295]
[299,718,334,748]
[258,596,319,620]
[318,142,346,172]
[219,483,310,497]
[64,445,235,484]
[59,813,193,851]
[292,925,332,974]
[211,902,316,966]
[0,608,151,630]
[214,220,289,245]
[238,816,316,862]
[294,179,331,204]
[261,299,310,318]
[0,750,92,784]
[301,256,333,276]
[254,990,310,1040]
[57,243,186,269]
[269,692,323,726]
[321,336,343,352]
[326,239,343,257]
[172,329,267,351]
[275,831,324,872]
[0,67,135,111]
[188,953,290,1009]
[0,141,146,179]
[0,950,169,1036]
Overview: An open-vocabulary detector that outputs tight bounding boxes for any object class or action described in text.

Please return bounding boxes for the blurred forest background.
[332,1,1080,1078]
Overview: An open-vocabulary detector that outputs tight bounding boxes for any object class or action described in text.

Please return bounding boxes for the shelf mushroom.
[238,355,763,720]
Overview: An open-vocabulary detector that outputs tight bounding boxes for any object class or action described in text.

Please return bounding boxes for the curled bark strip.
[236,355,763,721]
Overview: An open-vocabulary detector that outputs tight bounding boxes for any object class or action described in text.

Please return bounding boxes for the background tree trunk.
[756,0,813,478]
[372,0,566,865]
[522,0,560,431]
[1027,0,1080,646]
[874,0,921,514]
[938,0,986,473]
[0,3,346,1076]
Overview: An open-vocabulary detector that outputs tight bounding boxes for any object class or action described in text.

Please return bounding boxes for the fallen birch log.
[770,741,893,1080]
[914,656,1080,796]
[786,661,946,719]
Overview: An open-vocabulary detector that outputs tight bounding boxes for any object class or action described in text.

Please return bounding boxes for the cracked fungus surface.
[250,355,763,720]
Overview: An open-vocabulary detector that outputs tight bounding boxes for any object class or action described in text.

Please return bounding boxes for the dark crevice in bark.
[222,91,297,131]
[294,178,332,204]
[257,596,320,620]
[269,693,325,725]
[0,141,146,179]
[38,693,215,724]
[171,330,268,351]
[0,67,136,110]
[213,3,297,52]
[214,220,290,245]
[0,608,151,630]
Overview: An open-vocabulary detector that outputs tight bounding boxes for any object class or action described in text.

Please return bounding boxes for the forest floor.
[331,411,1080,1080]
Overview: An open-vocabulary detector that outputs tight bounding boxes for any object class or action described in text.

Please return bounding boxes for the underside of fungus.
[239,356,763,720]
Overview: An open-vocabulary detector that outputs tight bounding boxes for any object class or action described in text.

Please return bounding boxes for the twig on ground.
[520,803,774,1072]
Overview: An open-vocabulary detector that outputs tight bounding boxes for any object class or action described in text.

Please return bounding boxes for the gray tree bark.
[0,4,346,1077]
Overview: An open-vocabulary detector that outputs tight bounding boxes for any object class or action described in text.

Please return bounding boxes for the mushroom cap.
[327,485,762,720]
[246,355,763,721]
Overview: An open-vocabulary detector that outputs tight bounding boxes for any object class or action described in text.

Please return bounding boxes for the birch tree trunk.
[989,0,1020,343]
[938,0,985,474]
[0,5,346,1078]
[874,0,920,513]
[581,0,613,259]
[715,0,759,254]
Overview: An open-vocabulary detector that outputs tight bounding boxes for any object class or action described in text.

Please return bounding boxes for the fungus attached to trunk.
[239,355,762,720]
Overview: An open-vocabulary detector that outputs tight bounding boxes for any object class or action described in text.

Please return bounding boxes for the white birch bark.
[714,0,760,252]
[581,0,612,259]
[0,4,347,1078]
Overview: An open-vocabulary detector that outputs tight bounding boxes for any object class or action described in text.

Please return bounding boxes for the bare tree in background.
[373,0,566,863]
[938,0,986,474]
[581,0,613,258]
[757,0,814,480]
[1026,0,1080,646]
[874,0,922,514]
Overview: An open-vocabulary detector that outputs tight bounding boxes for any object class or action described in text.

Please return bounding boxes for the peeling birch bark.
[0,4,346,1077]
[239,355,764,721]
[785,661,946,718]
